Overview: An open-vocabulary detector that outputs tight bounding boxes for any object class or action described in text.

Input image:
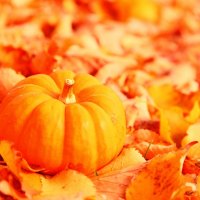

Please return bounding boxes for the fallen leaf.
[185,101,200,123]
[96,147,145,175]
[125,129,177,159]
[92,164,145,200]
[182,156,200,175]
[182,123,200,146]
[33,170,96,200]
[159,107,190,145]
[186,142,200,161]
[126,148,191,200]
[0,67,25,101]
[0,141,42,197]
[0,141,96,199]
[148,84,182,109]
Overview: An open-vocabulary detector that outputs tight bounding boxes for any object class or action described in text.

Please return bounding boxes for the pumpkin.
[0,70,126,174]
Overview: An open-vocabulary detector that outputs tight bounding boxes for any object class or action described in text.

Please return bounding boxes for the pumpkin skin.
[0,70,126,174]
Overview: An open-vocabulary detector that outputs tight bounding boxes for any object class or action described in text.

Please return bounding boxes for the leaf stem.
[144,140,154,159]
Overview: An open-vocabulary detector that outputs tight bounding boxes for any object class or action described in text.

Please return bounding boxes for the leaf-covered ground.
[1,0,200,199]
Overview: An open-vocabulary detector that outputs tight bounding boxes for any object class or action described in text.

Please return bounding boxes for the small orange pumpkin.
[0,70,126,174]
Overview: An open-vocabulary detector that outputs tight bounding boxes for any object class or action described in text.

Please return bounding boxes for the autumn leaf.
[96,147,145,175]
[148,84,182,109]
[126,129,177,159]
[33,170,96,200]
[0,167,26,200]
[159,107,190,145]
[186,142,200,161]
[182,142,200,175]
[125,148,192,200]
[185,101,200,123]
[0,140,42,197]
[0,67,25,101]
[182,123,200,146]
[89,146,145,199]
[0,141,96,199]
[92,164,145,200]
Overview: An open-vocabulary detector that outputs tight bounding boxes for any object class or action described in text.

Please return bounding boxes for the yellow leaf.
[0,140,20,177]
[126,149,189,200]
[159,107,190,146]
[96,147,145,175]
[185,101,200,123]
[33,170,96,200]
[148,84,182,109]
[182,123,200,146]
[185,142,200,160]
[0,141,42,196]
[129,0,160,23]
[0,167,26,199]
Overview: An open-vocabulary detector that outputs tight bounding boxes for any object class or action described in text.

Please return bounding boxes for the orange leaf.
[126,149,191,200]
[197,176,200,197]
[126,129,177,159]
[182,142,200,176]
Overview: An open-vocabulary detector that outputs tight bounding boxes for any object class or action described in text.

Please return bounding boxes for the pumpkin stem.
[59,79,76,104]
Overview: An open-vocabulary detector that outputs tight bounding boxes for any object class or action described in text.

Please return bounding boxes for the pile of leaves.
[1,0,200,199]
